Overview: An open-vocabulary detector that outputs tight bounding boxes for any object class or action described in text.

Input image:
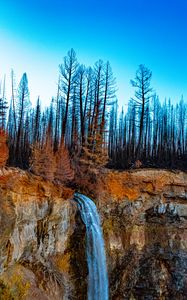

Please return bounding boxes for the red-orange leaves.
[0,130,9,167]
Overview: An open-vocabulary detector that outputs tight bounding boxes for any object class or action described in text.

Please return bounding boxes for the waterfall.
[74,193,109,300]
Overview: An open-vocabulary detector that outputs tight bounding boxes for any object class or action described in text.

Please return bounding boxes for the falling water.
[74,193,109,300]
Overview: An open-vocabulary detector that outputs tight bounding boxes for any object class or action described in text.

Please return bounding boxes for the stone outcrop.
[0,167,87,299]
[0,167,186,299]
[97,169,187,299]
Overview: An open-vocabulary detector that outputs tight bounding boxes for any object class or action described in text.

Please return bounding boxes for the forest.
[0,48,186,181]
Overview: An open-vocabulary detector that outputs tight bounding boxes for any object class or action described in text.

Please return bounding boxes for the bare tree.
[0,75,8,130]
[15,72,31,167]
[59,48,78,143]
[131,64,153,159]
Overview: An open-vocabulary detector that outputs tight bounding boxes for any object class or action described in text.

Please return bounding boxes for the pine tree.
[30,141,55,181]
[55,143,74,183]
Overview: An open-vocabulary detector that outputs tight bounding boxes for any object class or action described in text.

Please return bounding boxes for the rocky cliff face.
[0,167,186,299]
[97,170,187,299]
[0,168,87,300]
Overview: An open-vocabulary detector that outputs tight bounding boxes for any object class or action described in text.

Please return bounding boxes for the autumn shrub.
[30,141,55,181]
[55,144,74,183]
[0,129,9,167]
[30,142,74,183]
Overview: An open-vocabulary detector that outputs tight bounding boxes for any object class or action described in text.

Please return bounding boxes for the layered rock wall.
[0,167,186,299]
[97,170,187,299]
[0,168,87,299]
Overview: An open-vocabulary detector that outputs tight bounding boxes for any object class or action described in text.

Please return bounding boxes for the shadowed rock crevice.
[66,208,88,299]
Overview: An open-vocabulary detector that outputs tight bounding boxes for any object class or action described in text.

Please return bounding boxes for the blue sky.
[0,0,187,107]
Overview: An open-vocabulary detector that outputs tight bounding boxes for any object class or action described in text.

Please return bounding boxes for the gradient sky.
[0,0,187,108]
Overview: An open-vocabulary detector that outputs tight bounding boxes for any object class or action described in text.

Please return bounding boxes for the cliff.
[0,167,186,299]
[0,167,86,299]
[97,169,187,299]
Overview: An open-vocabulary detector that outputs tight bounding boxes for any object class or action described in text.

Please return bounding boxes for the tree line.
[108,65,187,169]
[0,49,186,178]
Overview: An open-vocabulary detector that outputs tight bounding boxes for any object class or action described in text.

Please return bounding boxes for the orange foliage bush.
[55,144,74,183]
[0,130,9,167]
[31,142,55,181]
[30,142,74,183]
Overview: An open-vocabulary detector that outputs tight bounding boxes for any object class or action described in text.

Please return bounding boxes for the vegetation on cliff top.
[0,50,186,179]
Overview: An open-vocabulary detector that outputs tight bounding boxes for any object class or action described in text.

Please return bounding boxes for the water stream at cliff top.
[74,193,109,300]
